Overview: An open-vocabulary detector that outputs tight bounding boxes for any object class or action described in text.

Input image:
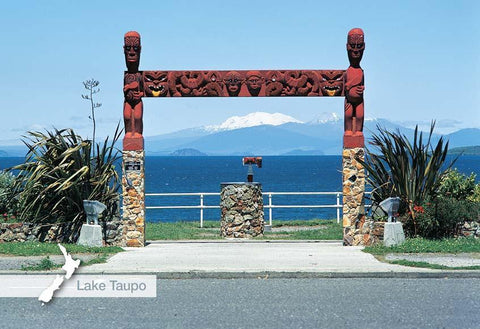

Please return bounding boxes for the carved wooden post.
[342,28,367,246]
[121,31,145,247]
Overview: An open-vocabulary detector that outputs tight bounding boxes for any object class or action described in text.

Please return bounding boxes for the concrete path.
[78,241,436,276]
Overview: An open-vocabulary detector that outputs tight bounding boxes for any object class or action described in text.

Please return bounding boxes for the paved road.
[0,278,479,329]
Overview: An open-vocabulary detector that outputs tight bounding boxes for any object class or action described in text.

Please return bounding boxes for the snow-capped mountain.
[308,112,341,124]
[205,112,304,132]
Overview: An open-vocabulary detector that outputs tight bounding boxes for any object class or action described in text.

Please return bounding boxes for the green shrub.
[437,169,476,200]
[0,170,17,215]
[9,126,121,242]
[407,197,480,239]
[470,184,480,203]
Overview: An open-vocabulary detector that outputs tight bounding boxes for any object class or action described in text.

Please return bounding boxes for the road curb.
[1,270,480,279]
[146,240,344,244]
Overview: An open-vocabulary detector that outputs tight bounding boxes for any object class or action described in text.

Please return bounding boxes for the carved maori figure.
[178,71,205,96]
[124,31,141,73]
[123,31,144,147]
[204,71,224,96]
[143,71,168,97]
[123,73,144,138]
[240,71,265,96]
[344,28,365,145]
[223,71,243,97]
[320,70,344,96]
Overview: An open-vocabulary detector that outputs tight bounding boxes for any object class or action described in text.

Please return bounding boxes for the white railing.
[146,191,372,228]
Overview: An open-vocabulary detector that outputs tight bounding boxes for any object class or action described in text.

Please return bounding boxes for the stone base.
[342,147,366,246]
[122,150,146,247]
[384,222,406,247]
[220,183,264,238]
[77,224,103,247]
[343,219,384,246]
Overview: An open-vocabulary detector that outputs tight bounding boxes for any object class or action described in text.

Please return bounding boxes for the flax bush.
[9,126,121,242]
[359,122,456,236]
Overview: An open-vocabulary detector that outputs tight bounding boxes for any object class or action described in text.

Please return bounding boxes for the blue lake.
[1,155,479,223]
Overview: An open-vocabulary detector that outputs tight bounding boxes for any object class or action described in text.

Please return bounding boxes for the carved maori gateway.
[122,29,366,247]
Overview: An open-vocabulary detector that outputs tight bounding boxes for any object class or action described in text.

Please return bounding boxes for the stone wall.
[456,221,480,239]
[0,220,124,245]
[122,150,146,247]
[351,219,385,246]
[342,147,367,246]
[220,183,264,238]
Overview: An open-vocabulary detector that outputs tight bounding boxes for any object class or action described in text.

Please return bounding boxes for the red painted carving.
[223,71,244,97]
[121,29,366,151]
[320,70,344,96]
[124,31,141,73]
[265,71,285,96]
[241,71,265,97]
[204,71,224,96]
[139,70,345,98]
[344,28,365,148]
[143,71,168,97]
[123,31,144,150]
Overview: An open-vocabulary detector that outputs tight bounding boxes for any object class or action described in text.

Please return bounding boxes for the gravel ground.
[385,253,480,267]
[270,225,328,232]
[0,254,99,271]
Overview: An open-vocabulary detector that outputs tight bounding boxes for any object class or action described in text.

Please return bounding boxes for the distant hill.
[448,145,480,155]
[281,149,325,156]
[0,145,27,157]
[143,114,461,156]
[2,113,480,156]
[169,148,208,156]
[445,129,480,148]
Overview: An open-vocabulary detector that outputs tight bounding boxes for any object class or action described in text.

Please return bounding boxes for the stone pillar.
[220,183,264,238]
[121,150,145,247]
[342,147,367,246]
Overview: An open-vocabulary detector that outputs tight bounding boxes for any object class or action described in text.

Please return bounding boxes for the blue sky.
[1,0,478,144]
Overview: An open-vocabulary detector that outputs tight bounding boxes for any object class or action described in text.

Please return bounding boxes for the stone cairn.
[220,183,264,238]
[121,150,146,247]
[342,147,368,246]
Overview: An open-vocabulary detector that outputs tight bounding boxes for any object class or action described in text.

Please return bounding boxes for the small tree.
[81,79,102,156]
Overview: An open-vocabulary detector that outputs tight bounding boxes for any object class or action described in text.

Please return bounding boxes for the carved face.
[347,28,365,66]
[180,71,204,89]
[224,71,243,96]
[143,71,168,97]
[245,71,263,95]
[320,70,344,96]
[124,31,141,72]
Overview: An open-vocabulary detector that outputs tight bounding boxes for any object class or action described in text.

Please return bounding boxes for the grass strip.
[364,237,480,255]
[0,242,123,256]
[146,219,342,240]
